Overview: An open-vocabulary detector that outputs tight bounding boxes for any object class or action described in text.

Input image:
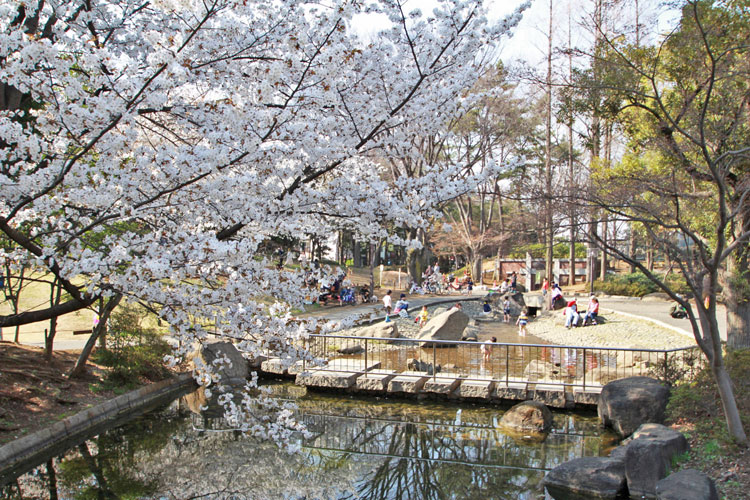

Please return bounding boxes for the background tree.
[590,0,749,444]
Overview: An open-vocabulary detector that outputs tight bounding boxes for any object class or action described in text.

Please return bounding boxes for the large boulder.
[489,291,526,315]
[598,376,670,437]
[417,308,469,346]
[357,321,400,342]
[624,423,689,498]
[543,457,627,500]
[656,469,719,500]
[499,401,552,434]
[190,340,248,383]
[462,319,479,341]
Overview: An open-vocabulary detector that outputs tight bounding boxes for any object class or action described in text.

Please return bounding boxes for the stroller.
[340,287,356,305]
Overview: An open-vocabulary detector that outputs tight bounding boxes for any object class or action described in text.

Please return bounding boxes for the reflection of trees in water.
[8,396,607,500]
[304,414,555,500]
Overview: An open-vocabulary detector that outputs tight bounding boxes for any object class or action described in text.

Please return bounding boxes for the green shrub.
[93,304,172,389]
[594,272,690,297]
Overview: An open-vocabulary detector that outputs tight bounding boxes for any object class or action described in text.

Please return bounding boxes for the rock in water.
[543,457,627,500]
[190,340,248,383]
[655,469,719,500]
[499,401,552,433]
[357,321,400,342]
[598,376,670,437]
[624,423,689,498]
[417,308,469,346]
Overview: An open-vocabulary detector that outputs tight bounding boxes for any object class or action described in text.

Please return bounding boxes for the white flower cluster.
[0,0,528,440]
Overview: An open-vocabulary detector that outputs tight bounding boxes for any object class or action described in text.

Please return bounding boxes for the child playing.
[482,300,492,316]
[503,296,511,323]
[516,307,529,336]
[480,336,496,363]
[416,305,429,327]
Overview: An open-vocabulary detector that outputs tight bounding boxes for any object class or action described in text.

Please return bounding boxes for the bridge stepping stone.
[533,384,571,408]
[296,370,360,389]
[388,371,429,393]
[573,385,603,405]
[456,378,495,399]
[494,378,528,400]
[423,374,462,394]
[261,357,290,375]
[356,370,397,391]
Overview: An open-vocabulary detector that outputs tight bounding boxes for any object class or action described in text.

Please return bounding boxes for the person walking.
[516,308,529,336]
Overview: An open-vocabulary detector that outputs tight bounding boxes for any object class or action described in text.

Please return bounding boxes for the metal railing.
[301,334,705,390]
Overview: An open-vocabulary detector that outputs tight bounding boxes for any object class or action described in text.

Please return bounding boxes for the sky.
[351,0,679,67]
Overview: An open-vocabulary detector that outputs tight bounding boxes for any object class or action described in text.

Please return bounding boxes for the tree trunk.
[369,242,376,297]
[46,459,58,500]
[600,216,608,280]
[544,0,554,300]
[352,235,361,268]
[723,254,750,349]
[711,357,748,444]
[45,279,63,362]
[69,293,122,379]
[473,257,483,285]
[628,228,637,274]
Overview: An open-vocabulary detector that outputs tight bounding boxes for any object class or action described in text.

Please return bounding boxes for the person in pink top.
[584,296,599,326]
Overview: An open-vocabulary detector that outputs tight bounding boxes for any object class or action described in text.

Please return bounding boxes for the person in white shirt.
[383,290,393,317]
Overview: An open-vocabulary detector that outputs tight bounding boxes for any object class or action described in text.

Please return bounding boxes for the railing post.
[664,351,668,383]
[433,342,437,381]
[505,345,509,385]
[582,348,587,391]
[364,338,368,373]
[303,337,307,373]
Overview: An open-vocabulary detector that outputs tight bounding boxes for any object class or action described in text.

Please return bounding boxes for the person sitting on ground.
[564,299,580,328]
[516,307,529,336]
[583,296,599,325]
[503,296,511,323]
[481,336,496,362]
[500,279,510,294]
[360,284,371,303]
[670,300,688,318]
[394,293,409,318]
[482,300,492,317]
[416,305,429,327]
[550,282,564,308]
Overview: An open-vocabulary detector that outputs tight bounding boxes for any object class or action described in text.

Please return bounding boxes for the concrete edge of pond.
[0,372,198,487]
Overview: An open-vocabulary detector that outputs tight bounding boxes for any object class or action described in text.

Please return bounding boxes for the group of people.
[382,290,411,321]
[564,295,599,328]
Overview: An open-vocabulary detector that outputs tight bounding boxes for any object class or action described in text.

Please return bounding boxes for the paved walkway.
[601,296,725,342]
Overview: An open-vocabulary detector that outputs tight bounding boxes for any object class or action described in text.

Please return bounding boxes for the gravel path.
[525,310,696,350]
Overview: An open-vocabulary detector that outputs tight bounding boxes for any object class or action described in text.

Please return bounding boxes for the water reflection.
[5,384,615,500]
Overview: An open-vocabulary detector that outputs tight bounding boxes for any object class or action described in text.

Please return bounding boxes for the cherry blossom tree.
[0,0,528,437]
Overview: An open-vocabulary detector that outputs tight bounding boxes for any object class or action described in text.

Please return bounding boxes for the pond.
[5,381,618,500]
